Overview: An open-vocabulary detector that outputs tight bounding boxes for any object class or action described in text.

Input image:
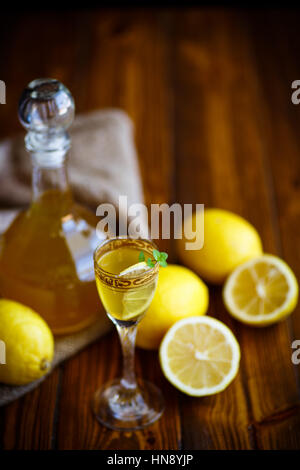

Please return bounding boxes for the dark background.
[0,7,300,449]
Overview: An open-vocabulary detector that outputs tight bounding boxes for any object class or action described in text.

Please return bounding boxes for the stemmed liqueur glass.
[92,237,164,430]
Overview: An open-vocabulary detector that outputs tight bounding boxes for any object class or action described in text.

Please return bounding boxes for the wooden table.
[0,8,300,450]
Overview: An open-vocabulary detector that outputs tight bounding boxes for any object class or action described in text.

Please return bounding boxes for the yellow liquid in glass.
[96,247,157,324]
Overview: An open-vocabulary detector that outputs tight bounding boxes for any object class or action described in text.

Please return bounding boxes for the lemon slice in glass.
[159,316,240,396]
[120,262,157,321]
[119,262,150,278]
[223,254,298,326]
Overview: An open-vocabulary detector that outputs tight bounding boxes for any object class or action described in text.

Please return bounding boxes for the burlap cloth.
[0,109,146,406]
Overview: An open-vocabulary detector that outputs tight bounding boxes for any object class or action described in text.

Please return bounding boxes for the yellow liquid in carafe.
[0,190,108,335]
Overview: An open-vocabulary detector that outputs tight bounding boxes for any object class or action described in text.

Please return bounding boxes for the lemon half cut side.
[159,316,240,396]
[223,254,298,326]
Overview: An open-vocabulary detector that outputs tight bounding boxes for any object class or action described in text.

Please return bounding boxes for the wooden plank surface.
[0,8,299,450]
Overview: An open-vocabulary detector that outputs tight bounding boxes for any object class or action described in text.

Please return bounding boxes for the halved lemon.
[159,316,240,396]
[120,262,157,320]
[223,254,298,326]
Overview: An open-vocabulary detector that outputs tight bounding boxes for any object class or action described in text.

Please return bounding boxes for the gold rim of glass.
[94,236,160,286]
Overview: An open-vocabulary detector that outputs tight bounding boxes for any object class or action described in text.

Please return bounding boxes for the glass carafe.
[0,79,109,335]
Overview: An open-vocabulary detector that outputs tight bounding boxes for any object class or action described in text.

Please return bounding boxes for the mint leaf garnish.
[147,258,155,268]
[139,249,168,268]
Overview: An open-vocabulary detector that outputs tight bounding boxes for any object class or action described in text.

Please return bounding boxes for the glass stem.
[116,324,138,391]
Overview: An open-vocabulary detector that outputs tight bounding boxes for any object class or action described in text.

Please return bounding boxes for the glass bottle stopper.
[18,78,75,167]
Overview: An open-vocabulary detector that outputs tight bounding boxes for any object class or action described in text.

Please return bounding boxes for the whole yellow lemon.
[136,264,209,350]
[177,208,263,284]
[0,299,54,385]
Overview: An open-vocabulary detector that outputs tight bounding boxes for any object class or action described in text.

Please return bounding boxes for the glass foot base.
[92,378,165,431]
